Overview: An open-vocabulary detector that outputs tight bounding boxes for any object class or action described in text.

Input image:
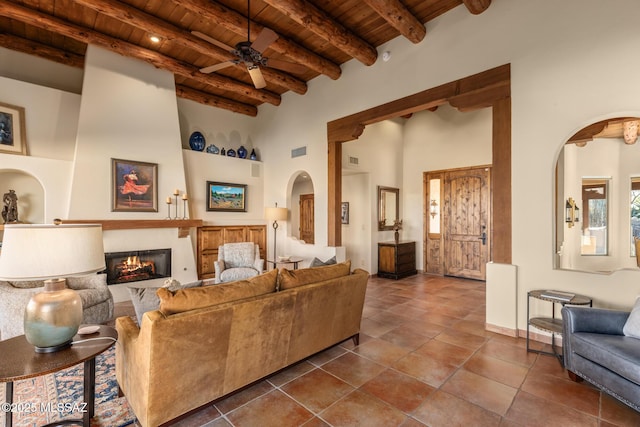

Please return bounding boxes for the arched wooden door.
[300,193,314,244]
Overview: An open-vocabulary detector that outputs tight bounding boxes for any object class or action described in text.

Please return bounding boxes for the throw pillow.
[158,269,278,315]
[623,296,640,339]
[279,260,351,290]
[310,256,337,267]
[129,280,204,325]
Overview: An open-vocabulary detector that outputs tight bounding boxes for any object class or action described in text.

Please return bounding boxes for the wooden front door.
[299,193,314,244]
[443,167,490,280]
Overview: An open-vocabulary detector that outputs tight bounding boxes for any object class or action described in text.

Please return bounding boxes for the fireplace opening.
[103,248,171,285]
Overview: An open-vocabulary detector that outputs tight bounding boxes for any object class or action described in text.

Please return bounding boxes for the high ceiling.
[0,0,491,116]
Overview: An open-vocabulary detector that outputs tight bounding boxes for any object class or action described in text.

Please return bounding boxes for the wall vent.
[348,156,359,166]
[250,163,260,178]
[291,146,307,158]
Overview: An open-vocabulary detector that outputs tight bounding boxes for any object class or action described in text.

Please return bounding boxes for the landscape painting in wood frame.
[207,181,247,212]
[0,102,27,155]
[112,158,158,212]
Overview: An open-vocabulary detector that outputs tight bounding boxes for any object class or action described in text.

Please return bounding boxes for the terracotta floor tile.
[214,380,274,414]
[505,391,598,427]
[281,368,354,413]
[520,373,600,416]
[441,369,517,415]
[319,389,406,426]
[413,390,501,427]
[392,352,458,388]
[478,339,537,367]
[202,418,232,427]
[414,338,475,366]
[172,405,221,427]
[379,326,431,350]
[464,353,529,388]
[353,337,412,365]
[300,417,330,427]
[320,352,387,387]
[435,328,489,351]
[307,344,347,366]
[226,390,313,427]
[360,317,397,338]
[360,368,435,413]
[600,393,640,426]
[268,360,316,387]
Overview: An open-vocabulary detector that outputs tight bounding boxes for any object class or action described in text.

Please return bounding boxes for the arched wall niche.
[555,115,640,273]
[287,170,315,243]
[0,169,45,224]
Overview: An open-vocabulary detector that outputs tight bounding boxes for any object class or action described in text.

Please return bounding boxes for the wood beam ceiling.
[363,0,426,44]
[462,0,492,15]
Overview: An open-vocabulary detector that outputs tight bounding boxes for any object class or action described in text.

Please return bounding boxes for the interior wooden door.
[299,194,315,244]
[443,167,491,280]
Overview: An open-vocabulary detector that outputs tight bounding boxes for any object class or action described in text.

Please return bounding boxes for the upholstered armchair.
[214,242,264,284]
[0,274,114,340]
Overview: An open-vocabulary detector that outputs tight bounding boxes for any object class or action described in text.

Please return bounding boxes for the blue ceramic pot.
[238,145,247,159]
[250,149,257,160]
[206,144,219,154]
[227,149,236,157]
[189,132,205,151]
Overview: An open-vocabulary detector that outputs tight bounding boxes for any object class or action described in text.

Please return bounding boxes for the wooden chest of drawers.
[377,241,417,279]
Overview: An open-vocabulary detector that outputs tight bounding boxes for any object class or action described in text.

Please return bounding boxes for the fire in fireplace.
[103,249,171,285]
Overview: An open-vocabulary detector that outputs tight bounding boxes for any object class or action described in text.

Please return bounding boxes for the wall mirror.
[378,186,399,231]
[555,117,640,273]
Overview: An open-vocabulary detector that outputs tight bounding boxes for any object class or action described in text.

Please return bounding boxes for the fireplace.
[104,249,171,285]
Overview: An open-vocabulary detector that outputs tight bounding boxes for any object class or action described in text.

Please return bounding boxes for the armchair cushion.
[623,296,640,339]
[214,242,263,284]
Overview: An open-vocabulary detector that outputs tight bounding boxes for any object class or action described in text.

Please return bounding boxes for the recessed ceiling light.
[149,35,161,43]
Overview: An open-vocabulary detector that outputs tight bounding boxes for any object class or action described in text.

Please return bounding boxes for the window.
[581,179,608,255]
[630,178,640,256]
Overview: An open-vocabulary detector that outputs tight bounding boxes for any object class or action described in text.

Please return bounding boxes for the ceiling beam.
[462,0,492,15]
[175,85,257,117]
[261,0,378,66]
[0,1,280,106]
[0,33,84,69]
[74,0,307,95]
[363,0,426,44]
[176,0,342,80]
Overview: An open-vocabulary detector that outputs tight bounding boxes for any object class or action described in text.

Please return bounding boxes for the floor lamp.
[264,203,288,262]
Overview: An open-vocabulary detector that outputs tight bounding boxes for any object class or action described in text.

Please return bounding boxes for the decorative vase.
[227,148,236,157]
[221,147,226,156]
[394,230,400,244]
[238,145,247,159]
[24,278,83,353]
[250,149,257,161]
[206,144,219,154]
[189,131,206,151]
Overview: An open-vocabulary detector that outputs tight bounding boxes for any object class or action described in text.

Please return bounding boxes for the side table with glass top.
[0,325,117,427]
[267,257,303,270]
[526,290,592,366]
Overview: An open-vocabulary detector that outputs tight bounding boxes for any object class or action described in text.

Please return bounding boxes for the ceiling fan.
[192,0,306,89]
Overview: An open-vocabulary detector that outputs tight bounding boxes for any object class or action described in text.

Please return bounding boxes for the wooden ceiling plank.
[176,84,257,116]
[462,0,491,15]
[0,33,84,68]
[0,1,280,106]
[74,0,307,95]
[176,0,342,80]
[262,0,378,66]
[362,0,426,44]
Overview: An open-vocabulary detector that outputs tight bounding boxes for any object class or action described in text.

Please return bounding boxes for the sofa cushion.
[158,269,278,315]
[279,260,351,290]
[570,332,640,386]
[310,256,337,267]
[129,280,203,325]
[623,296,640,339]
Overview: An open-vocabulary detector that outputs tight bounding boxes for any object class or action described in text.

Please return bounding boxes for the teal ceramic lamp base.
[24,278,83,353]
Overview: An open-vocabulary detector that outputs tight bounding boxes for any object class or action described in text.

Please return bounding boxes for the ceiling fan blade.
[247,65,267,89]
[191,31,234,52]
[264,58,307,74]
[199,61,234,74]
[251,28,278,53]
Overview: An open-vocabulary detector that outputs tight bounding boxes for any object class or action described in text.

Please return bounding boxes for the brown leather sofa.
[115,261,368,427]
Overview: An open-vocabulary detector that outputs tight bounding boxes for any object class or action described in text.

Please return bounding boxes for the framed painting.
[112,158,158,212]
[341,202,349,224]
[207,181,247,212]
[0,102,27,155]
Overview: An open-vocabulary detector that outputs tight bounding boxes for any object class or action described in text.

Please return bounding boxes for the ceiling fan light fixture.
[247,65,266,89]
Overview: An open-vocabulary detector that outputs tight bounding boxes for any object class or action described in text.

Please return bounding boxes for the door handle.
[479,232,487,245]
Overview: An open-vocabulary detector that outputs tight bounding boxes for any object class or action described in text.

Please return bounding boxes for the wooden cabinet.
[377,241,417,279]
[197,225,266,279]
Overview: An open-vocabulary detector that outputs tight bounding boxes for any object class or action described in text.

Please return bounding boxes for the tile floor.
[120,274,640,427]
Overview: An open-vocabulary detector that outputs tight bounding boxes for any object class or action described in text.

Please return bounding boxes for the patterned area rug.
[1,346,136,427]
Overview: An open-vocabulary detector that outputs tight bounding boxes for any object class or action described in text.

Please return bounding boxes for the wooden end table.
[0,325,117,427]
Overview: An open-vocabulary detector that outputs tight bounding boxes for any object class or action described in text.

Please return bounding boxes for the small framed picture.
[0,102,28,156]
[341,202,349,224]
[207,181,247,212]
[112,158,158,212]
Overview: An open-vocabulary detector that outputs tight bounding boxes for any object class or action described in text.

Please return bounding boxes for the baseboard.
[485,323,518,337]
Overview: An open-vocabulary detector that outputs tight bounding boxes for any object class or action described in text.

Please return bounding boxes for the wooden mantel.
[53,219,203,238]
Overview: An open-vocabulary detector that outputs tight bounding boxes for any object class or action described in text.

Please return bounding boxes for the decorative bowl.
[278,256,290,262]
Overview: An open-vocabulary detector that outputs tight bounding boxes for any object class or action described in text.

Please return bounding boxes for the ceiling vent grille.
[291,146,307,158]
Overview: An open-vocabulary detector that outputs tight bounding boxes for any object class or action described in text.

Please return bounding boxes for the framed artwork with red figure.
[112,158,158,212]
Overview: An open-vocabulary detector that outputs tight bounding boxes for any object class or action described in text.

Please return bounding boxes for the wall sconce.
[430,199,439,218]
[566,197,580,228]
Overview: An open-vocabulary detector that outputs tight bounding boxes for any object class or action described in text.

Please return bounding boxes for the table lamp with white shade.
[264,203,288,261]
[0,224,105,353]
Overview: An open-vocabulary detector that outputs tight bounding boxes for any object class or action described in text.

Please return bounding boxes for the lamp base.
[34,340,72,353]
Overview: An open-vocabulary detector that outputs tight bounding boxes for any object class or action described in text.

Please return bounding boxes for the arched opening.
[0,169,44,224]
[288,171,314,244]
